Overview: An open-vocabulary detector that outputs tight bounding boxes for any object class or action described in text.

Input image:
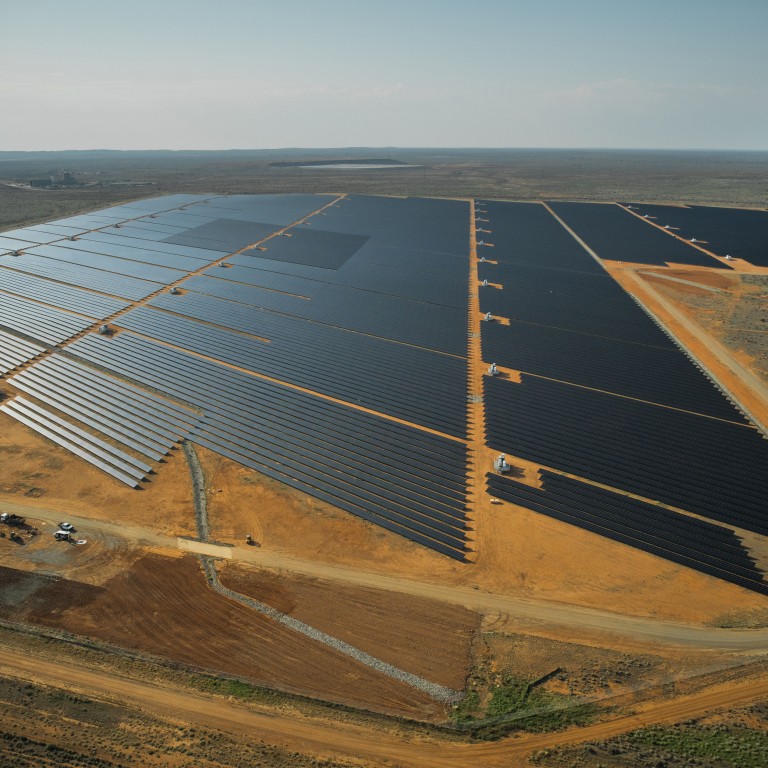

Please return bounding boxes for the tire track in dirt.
[8,499,768,652]
[1,647,768,768]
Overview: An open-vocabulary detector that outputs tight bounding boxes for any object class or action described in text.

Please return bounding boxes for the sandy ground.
[0,408,196,537]
[610,268,768,430]
[640,269,768,386]
[2,644,768,768]
[197,443,768,625]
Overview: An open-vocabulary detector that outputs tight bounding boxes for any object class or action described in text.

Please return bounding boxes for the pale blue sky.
[1,0,766,150]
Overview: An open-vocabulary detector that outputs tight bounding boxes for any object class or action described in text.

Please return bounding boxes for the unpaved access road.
[621,269,768,435]
[2,646,768,768]
[6,500,768,652]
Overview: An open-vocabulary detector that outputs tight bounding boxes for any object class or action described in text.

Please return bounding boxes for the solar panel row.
[121,303,468,437]
[8,354,199,462]
[486,472,768,596]
[477,201,605,273]
[183,271,467,356]
[478,200,743,421]
[479,279,675,347]
[1,254,163,301]
[306,195,469,258]
[548,202,730,268]
[0,268,129,318]
[26,243,188,284]
[0,329,45,375]
[0,291,92,344]
[484,374,768,535]
[51,238,206,272]
[481,321,745,422]
[0,235,38,252]
[625,204,768,268]
[79,230,227,263]
[64,332,470,559]
[228,250,468,308]
[241,227,370,270]
[0,398,143,488]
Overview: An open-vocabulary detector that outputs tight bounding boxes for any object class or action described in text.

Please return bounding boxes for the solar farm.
[1,193,768,576]
[2,191,768,727]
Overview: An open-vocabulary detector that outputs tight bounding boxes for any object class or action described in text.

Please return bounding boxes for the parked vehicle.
[0,513,25,526]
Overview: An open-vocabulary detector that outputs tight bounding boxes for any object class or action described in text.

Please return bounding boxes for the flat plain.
[1,148,767,768]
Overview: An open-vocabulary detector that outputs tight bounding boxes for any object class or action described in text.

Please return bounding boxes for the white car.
[58,522,74,531]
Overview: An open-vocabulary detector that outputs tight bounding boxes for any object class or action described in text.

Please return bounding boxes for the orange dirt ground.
[1,551,448,721]
[220,563,479,691]
[4,378,767,634]
[0,404,195,538]
[609,267,768,430]
[3,644,768,768]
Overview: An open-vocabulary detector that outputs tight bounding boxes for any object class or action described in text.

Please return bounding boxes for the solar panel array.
[0,329,45,376]
[1,396,148,488]
[238,227,370,269]
[5,191,762,570]
[477,201,742,421]
[0,193,471,559]
[624,203,768,267]
[481,321,742,420]
[485,374,768,535]
[8,354,198,460]
[479,200,768,584]
[486,471,768,596]
[548,202,730,268]
[64,333,470,560]
[0,268,129,317]
[118,303,467,438]
[0,292,92,345]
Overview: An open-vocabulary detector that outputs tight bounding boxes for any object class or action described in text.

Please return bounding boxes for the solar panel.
[487,472,768,595]
[548,202,730,268]
[0,401,141,488]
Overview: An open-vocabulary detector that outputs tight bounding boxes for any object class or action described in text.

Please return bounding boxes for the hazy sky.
[1,0,766,150]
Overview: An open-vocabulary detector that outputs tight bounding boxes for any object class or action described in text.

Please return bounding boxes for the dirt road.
[621,269,768,435]
[5,500,768,653]
[1,646,767,768]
